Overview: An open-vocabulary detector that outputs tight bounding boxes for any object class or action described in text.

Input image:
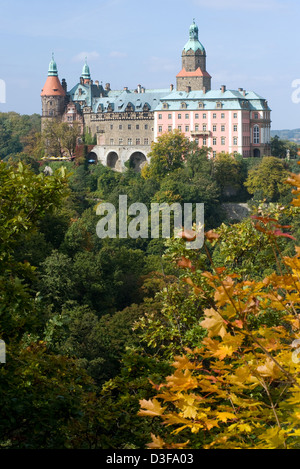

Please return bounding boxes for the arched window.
[253,125,260,144]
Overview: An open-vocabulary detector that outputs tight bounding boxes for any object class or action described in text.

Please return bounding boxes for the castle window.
[233,137,238,145]
[128,124,132,130]
[195,124,199,131]
[213,137,217,145]
[178,114,182,119]
[185,114,189,119]
[158,126,162,133]
[158,114,162,119]
[254,113,258,119]
[213,113,217,119]
[202,113,207,119]
[185,125,189,132]
[178,125,182,131]
[221,113,225,119]
[203,124,207,131]
[136,125,140,130]
[213,151,217,158]
[119,138,123,145]
[221,137,225,145]
[221,125,225,131]
[213,125,217,132]
[119,124,123,130]
[233,124,238,132]
[168,126,172,132]
[136,138,141,145]
[195,113,199,119]
[144,138,149,145]
[253,125,260,144]
[145,124,148,130]
[128,138,133,145]
[110,139,114,145]
[110,124,113,130]
[233,113,238,118]
[168,114,172,119]
[203,138,207,145]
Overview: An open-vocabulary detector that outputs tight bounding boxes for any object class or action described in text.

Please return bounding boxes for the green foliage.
[245,156,291,202]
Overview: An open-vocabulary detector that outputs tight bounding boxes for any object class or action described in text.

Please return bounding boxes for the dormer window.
[163,102,169,110]
[181,102,187,109]
[198,102,204,109]
[216,102,222,109]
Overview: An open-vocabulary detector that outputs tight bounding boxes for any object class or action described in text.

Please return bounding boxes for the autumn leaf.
[138,399,166,417]
[201,308,227,338]
[147,434,165,449]
[257,358,281,380]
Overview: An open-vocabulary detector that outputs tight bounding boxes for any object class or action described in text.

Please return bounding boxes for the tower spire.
[176,21,211,92]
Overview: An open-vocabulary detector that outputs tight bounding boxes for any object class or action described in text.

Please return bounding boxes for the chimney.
[105,83,111,91]
[221,85,226,93]
[186,86,191,93]
[202,86,206,94]
[124,86,128,91]
[95,80,99,87]
[243,90,246,96]
[141,87,145,93]
[137,84,142,93]
[170,84,174,91]
[238,87,243,92]
[62,78,67,93]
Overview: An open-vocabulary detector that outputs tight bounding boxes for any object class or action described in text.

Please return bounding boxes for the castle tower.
[41,54,66,130]
[176,21,211,92]
[80,58,91,85]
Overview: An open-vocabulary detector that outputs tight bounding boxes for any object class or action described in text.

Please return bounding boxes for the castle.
[41,21,272,171]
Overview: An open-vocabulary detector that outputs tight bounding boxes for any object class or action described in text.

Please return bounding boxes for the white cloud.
[109,51,128,58]
[72,51,100,63]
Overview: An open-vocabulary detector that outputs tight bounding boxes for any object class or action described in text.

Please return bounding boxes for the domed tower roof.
[81,58,91,80]
[48,53,58,76]
[41,54,65,97]
[183,20,205,53]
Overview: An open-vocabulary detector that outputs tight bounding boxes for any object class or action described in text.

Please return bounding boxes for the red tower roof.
[176,67,212,78]
[41,76,65,97]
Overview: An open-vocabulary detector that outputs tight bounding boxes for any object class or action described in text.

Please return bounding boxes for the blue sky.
[0,0,299,129]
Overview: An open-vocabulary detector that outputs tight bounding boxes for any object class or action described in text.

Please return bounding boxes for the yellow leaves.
[216,411,236,423]
[147,434,165,449]
[172,355,197,371]
[147,434,190,449]
[258,427,287,449]
[202,333,243,360]
[138,399,166,417]
[256,358,281,380]
[166,369,198,391]
[201,308,227,338]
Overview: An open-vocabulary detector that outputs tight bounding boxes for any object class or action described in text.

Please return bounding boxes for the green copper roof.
[82,59,91,79]
[48,53,58,77]
[183,20,205,53]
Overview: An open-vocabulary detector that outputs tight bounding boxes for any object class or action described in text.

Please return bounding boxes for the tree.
[142,130,191,180]
[42,120,81,158]
[245,156,291,202]
[138,168,300,449]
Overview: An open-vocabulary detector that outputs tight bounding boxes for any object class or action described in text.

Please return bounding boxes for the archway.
[253,148,261,158]
[87,152,97,164]
[107,152,119,169]
[129,152,147,172]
